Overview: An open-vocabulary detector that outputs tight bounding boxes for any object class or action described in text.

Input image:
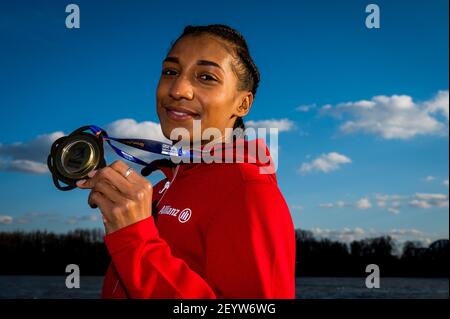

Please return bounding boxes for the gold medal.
[48,127,106,191]
[54,134,101,180]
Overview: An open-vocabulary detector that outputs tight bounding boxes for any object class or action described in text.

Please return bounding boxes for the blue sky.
[0,0,448,245]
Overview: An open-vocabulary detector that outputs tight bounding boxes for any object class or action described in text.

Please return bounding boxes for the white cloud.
[374,192,449,212]
[16,218,30,224]
[356,197,372,209]
[318,191,449,214]
[0,131,64,162]
[0,131,64,174]
[375,194,405,213]
[309,227,440,246]
[321,91,449,139]
[0,159,49,174]
[309,227,364,243]
[295,104,317,112]
[319,198,380,210]
[245,118,295,132]
[310,227,367,243]
[408,193,449,208]
[435,201,449,208]
[377,201,386,208]
[389,229,424,236]
[319,200,347,209]
[391,201,401,208]
[0,119,167,174]
[1,212,69,226]
[103,119,172,164]
[375,194,406,201]
[415,193,448,200]
[299,152,351,174]
[444,179,449,187]
[424,176,436,182]
[387,207,400,215]
[335,200,346,208]
[409,199,432,209]
[105,118,169,142]
[67,213,99,225]
[411,193,449,208]
[425,90,449,121]
[320,104,333,113]
[389,229,435,246]
[0,215,13,225]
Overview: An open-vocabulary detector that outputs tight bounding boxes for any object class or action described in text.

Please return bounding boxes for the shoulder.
[207,173,293,235]
[207,163,287,212]
[202,162,276,185]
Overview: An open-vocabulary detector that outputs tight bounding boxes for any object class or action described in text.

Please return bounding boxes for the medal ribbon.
[87,125,200,166]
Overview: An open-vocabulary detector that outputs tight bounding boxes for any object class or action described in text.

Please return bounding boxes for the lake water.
[0,276,447,299]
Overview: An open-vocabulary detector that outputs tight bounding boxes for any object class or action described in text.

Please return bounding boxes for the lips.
[164,105,200,121]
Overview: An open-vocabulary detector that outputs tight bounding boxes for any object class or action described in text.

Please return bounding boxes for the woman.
[77,24,296,299]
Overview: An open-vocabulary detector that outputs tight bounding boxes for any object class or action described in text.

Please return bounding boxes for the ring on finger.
[124,168,133,178]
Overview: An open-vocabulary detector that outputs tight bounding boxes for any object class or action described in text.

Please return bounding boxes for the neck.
[171,128,235,150]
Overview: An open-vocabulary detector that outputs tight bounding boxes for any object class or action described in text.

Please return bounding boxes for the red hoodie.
[101,138,296,299]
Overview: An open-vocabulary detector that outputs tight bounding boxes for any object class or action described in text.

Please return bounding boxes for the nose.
[169,75,194,100]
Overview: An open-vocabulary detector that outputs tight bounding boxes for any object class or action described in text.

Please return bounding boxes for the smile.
[164,106,199,121]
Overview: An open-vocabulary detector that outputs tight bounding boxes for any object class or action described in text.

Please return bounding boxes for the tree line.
[295,230,448,277]
[0,228,448,277]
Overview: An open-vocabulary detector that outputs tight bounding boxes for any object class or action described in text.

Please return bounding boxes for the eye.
[162,68,178,76]
[198,73,218,82]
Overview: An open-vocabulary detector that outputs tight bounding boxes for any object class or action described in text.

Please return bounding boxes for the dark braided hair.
[170,24,260,131]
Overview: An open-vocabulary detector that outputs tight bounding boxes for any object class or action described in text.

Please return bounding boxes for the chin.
[161,122,193,141]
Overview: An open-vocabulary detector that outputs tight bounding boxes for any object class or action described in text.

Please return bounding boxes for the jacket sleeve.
[104,181,296,299]
[104,216,217,298]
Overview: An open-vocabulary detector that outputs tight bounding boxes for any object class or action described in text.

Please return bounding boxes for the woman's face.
[156,34,251,144]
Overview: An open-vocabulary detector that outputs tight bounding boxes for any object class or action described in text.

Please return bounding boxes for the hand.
[76,160,153,234]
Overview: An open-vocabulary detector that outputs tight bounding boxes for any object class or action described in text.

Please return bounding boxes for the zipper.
[112,279,120,295]
[158,181,171,194]
[156,164,180,207]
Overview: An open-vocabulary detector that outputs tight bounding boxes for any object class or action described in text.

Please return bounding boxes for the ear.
[234,92,254,118]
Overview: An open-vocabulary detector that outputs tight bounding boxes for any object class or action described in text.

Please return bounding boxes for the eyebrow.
[197,60,223,71]
[163,56,224,71]
[163,56,179,64]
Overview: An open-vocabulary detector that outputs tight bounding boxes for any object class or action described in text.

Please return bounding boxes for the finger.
[93,180,126,204]
[79,167,132,194]
[87,191,118,231]
[110,160,143,184]
[88,190,99,208]
[109,161,154,200]
[88,190,114,211]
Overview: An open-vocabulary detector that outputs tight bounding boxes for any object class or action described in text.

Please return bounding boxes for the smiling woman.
[156,24,260,143]
[84,24,295,299]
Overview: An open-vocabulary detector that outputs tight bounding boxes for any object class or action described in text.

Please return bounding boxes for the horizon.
[1,225,448,249]
[0,0,448,246]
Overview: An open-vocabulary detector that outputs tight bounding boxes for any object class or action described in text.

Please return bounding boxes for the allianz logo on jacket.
[158,205,192,223]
